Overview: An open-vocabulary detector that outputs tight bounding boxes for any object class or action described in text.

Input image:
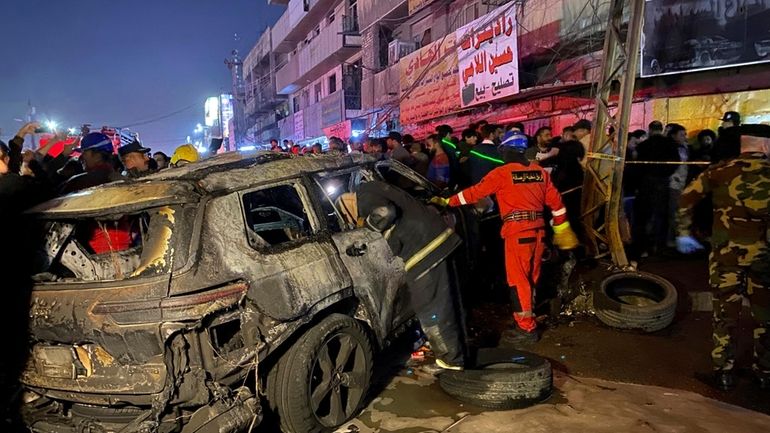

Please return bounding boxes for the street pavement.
[337,368,770,433]
[333,255,770,432]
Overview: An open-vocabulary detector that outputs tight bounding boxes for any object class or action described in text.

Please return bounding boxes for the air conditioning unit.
[388,40,418,66]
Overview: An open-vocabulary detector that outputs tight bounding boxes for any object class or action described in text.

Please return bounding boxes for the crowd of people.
[0,124,201,220]
[1,109,767,390]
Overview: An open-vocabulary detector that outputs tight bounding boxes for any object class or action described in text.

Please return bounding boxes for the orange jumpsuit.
[449,162,568,332]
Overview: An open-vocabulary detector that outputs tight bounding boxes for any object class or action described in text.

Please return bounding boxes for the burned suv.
[21,152,447,433]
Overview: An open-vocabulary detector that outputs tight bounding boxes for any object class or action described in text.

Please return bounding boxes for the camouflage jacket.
[677,152,770,252]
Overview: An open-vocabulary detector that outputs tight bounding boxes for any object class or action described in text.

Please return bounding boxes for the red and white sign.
[456,3,519,108]
[323,120,351,140]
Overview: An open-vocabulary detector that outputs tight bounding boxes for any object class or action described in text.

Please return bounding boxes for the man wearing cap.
[119,140,154,177]
[715,111,741,163]
[59,132,121,194]
[433,131,579,345]
[677,124,770,391]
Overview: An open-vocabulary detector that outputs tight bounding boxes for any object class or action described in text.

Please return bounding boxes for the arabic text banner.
[456,3,519,108]
[399,33,460,125]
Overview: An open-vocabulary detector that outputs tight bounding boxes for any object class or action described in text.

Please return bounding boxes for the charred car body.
[21,152,459,433]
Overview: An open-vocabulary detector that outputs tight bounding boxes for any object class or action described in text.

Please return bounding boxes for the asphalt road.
[332,254,770,432]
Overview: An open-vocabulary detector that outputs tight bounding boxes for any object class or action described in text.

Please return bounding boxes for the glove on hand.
[553,222,579,250]
[429,196,450,207]
[676,236,704,254]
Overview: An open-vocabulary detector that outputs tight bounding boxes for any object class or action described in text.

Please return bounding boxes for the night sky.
[0,0,283,153]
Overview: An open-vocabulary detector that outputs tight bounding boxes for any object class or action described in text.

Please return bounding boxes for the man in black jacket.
[467,124,503,185]
[0,122,51,429]
[714,111,741,163]
[633,124,682,256]
[356,180,466,370]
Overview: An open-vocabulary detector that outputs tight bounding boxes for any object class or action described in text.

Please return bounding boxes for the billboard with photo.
[641,0,770,77]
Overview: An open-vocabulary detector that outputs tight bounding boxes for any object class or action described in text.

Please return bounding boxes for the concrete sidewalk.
[337,369,770,433]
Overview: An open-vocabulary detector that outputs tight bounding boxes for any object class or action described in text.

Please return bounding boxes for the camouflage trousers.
[710,251,770,373]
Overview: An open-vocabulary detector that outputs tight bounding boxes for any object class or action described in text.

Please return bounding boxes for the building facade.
[243,0,770,146]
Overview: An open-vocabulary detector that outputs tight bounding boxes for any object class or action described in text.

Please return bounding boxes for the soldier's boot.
[754,371,770,390]
[714,370,736,391]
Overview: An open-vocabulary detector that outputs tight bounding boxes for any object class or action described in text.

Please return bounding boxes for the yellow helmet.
[170,144,199,166]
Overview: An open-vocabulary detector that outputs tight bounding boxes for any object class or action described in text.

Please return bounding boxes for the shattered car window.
[374,161,434,199]
[311,169,370,231]
[30,205,189,283]
[242,184,311,248]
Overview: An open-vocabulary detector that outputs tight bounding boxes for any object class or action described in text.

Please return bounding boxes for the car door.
[234,180,352,321]
[306,170,409,343]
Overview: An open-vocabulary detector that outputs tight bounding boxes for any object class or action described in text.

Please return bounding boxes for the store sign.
[399,33,460,125]
[279,117,293,140]
[321,91,344,127]
[323,120,351,139]
[642,0,770,77]
[303,103,323,139]
[456,3,519,108]
[293,111,305,141]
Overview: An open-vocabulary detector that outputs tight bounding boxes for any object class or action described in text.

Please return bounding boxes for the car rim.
[309,332,366,427]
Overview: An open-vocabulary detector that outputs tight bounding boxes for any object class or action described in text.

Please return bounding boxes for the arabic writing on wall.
[456,3,520,108]
[399,33,460,125]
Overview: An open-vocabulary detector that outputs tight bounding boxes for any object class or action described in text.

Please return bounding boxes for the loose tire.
[267,314,373,433]
[438,348,552,410]
[593,271,677,332]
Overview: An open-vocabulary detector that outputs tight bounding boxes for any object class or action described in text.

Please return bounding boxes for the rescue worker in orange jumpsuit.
[433,131,579,344]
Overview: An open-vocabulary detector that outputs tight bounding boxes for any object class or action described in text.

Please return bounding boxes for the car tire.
[438,348,552,410]
[266,314,373,433]
[593,271,677,332]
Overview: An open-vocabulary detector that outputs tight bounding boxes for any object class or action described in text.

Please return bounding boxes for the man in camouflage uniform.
[676,124,770,391]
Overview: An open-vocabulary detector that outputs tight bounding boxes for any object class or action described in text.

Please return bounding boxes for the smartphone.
[34,127,50,134]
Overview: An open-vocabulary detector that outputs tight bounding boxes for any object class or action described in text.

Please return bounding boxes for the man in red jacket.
[433,131,578,344]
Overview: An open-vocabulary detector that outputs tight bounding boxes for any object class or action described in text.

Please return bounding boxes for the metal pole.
[580,0,645,269]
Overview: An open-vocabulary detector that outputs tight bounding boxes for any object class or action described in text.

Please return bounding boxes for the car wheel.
[267,314,373,433]
[593,271,677,332]
[438,348,552,410]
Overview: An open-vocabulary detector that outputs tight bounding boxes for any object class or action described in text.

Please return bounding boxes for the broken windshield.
[30,204,194,283]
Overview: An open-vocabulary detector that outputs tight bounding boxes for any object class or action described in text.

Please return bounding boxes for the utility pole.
[580,0,645,268]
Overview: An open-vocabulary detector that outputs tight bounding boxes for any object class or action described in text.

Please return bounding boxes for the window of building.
[292,97,300,113]
[328,11,335,24]
[462,3,479,26]
[242,184,311,249]
[314,25,321,37]
[314,83,323,103]
[328,74,337,93]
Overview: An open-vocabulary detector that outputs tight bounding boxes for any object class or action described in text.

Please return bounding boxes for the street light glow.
[46,121,58,131]
[68,127,77,135]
